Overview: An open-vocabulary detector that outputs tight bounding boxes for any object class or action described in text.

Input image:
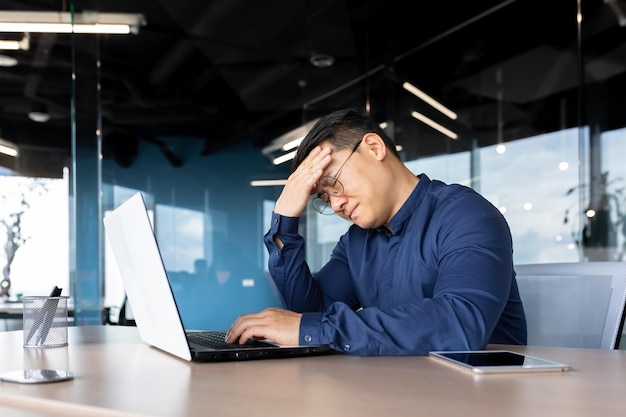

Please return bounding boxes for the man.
[226,108,527,355]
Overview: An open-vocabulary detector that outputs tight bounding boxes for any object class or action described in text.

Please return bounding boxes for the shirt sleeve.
[264,212,360,347]
[263,212,326,313]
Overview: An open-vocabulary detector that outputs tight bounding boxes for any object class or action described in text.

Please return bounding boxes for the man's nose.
[329,194,346,212]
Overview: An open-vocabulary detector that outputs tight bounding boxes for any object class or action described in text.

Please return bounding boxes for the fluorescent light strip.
[0,54,18,67]
[403,82,457,120]
[0,35,29,51]
[282,136,304,151]
[0,139,19,157]
[250,179,289,187]
[0,40,19,50]
[0,22,130,34]
[411,111,458,140]
[73,24,131,34]
[0,145,18,157]
[272,150,297,165]
[0,11,145,35]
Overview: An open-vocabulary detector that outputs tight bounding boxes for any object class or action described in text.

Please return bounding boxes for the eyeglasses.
[311,140,361,215]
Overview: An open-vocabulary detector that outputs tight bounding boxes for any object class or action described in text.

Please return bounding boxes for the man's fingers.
[226,312,263,343]
[226,308,281,343]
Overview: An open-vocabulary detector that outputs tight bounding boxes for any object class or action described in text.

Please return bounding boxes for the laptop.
[103,192,333,362]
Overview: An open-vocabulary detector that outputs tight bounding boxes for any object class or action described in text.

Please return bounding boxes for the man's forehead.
[321,146,349,173]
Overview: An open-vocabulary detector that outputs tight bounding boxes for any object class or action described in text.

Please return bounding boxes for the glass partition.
[301,1,626,272]
[1,1,626,334]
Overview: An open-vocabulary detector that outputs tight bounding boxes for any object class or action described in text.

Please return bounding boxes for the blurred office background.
[1,0,625,329]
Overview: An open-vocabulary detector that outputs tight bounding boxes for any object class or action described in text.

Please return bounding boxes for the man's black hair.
[291,108,399,172]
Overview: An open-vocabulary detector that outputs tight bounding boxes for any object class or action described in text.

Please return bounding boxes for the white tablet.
[428,350,571,374]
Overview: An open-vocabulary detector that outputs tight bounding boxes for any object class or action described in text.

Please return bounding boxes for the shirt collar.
[384,173,430,235]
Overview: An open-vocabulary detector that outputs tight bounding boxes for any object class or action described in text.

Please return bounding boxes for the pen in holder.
[23,294,70,348]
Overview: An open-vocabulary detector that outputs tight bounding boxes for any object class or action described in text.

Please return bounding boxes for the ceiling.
[1,0,626,176]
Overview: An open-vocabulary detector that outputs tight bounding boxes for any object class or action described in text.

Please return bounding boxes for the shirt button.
[273,218,278,224]
[304,335,312,343]
[275,250,280,256]
[343,345,351,352]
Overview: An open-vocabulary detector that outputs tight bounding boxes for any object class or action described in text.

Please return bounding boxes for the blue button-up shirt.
[264,174,527,355]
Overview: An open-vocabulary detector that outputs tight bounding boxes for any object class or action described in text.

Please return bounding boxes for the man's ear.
[362,133,387,161]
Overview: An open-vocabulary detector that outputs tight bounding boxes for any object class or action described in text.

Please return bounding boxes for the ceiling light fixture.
[0,11,146,35]
[411,111,458,140]
[0,137,19,157]
[262,118,320,165]
[0,54,17,66]
[28,111,50,123]
[0,40,18,50]
[282,136,304,151]
[310,53,335,68]
[272,150,298,166]
[28,103,51,123]
[402,81,458,120]
[250,179,289,187]
[0,34,29,50]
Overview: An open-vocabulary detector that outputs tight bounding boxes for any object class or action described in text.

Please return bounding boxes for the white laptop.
[103,192,333,362]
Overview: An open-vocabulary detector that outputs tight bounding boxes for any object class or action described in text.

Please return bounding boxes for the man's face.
[317,139,386,228]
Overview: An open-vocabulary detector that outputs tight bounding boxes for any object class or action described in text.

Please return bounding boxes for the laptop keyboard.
[186,331,275,349]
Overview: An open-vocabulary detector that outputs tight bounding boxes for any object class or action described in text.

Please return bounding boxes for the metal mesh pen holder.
[22,296,70,348]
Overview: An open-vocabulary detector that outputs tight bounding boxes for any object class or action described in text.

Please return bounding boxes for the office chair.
[515,262,626,349]
[102,295,136,326]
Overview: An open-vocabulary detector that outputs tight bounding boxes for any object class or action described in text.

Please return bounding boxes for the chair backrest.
[515,262,626,349]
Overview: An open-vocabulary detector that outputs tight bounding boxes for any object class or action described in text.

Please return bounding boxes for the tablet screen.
[428,350,571,374]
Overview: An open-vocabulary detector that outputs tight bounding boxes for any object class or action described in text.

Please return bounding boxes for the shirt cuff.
[269,211,300,234]
[299,312,324,345]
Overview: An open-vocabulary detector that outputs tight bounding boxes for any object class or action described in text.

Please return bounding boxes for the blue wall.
[102,136,290,330]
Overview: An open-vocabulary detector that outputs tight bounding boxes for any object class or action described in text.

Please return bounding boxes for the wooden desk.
[0,326,625,417]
